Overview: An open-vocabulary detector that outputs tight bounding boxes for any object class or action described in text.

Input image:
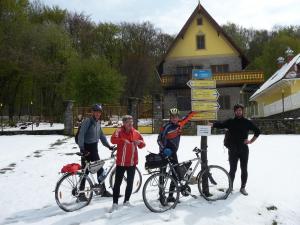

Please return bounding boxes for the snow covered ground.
[0,134,299,225]
[2,123,64,131]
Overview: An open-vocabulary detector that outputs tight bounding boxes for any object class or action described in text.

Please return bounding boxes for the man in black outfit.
[212,104,260,195]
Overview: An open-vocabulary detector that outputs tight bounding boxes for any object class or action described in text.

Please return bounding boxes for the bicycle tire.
[55,172,93,212]
[197,165,232,201]
[109,166,142,193]
[142,172,179,213]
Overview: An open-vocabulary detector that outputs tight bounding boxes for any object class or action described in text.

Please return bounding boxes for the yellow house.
[157,3,264,120]
[250,51,300,118]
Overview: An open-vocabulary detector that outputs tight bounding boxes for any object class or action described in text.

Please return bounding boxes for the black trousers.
[80,142,104,190]
[159,153,178,197]
[113,165,136,204]
[228,143,249,188]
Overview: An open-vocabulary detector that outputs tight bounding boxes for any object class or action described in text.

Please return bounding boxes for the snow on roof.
[250,53,300,100]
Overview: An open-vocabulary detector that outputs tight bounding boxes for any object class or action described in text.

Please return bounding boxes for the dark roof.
[157,3,249,77]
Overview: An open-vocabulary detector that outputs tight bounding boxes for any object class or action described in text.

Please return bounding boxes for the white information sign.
[197,125,211,136]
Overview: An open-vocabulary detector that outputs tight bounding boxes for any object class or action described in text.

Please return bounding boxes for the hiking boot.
[109,203,118,213]
[159,195,168,206]
[167,196,180,203]
[203,192,213,197]
[123,201,133,207]
[240,188,248,196]
[77,194,88,202]
[101,190,113,197]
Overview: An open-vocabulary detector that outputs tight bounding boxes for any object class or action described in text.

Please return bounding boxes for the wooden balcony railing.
[161,71,264,88]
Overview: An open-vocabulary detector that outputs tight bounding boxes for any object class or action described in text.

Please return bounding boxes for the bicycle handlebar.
[75,148,117,159]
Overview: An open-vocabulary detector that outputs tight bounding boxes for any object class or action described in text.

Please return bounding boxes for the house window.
[219,95,231,109]
[176,65,193,74]
[176,65,203,75]
[196,35,205,49]
[197,17,203,25]
[211,64,229,73]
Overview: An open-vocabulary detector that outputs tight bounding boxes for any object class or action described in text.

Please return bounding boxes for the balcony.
[161,71,264,88]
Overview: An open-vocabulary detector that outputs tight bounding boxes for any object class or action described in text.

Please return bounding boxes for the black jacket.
[213,117,260,145]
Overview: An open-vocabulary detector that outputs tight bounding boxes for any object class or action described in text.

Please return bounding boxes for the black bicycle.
[142,147,232,213]
[55,150,142,212]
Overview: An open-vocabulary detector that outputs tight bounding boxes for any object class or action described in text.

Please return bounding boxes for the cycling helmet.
[169,107,179,116]
[92,103,103,112]
[233,103,244,111]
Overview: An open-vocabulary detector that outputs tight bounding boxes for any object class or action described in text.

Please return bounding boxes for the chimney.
[285,47,294,63]
[277,56,285,69]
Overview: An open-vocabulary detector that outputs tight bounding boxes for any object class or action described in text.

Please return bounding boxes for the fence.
[73,103,153,135]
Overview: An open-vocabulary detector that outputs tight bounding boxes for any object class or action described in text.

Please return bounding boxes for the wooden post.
[128,97,139,129]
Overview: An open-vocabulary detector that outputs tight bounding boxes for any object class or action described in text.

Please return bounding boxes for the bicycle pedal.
[190,194,198,199]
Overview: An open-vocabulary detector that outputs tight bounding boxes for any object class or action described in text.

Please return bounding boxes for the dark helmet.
[92,103,103,112]
[233,103,244,111]
[169,107,179,116]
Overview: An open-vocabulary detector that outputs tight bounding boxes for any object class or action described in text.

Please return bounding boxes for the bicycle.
[55,150,142,212]
[142,147,232,213]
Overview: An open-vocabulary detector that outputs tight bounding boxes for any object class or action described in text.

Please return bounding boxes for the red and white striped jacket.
[111,126,145,166]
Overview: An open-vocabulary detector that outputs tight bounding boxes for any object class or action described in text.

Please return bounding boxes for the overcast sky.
[41,0,300,35]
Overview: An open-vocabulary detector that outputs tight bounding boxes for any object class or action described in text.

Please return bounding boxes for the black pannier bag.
[176,161,192,180]
[145,153,167,169]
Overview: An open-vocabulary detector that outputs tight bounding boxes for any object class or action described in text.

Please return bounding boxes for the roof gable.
[157,3,248,75]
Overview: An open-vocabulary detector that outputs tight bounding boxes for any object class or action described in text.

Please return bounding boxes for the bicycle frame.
[76,151,116,192]
[163,147,204,186]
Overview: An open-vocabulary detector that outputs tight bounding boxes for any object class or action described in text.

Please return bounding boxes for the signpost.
[191,89,219,101]
[187,69,219,196]
[192,101,220,112]
[191,111,218,120]
[187,80,216,89]
[192,69,212,80]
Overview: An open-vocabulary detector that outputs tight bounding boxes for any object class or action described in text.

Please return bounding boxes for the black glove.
[81,149,89,157]
[109,145,116,151]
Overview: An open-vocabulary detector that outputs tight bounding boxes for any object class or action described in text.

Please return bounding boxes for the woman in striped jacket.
[110,115,145,212]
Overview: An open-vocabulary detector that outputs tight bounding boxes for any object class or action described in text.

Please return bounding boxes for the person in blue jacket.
[157,108,195,203]
[78,104,115,200]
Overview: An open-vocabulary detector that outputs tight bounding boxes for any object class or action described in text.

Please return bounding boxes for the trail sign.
[197,125,211,136]
[186,80,216,89]
[192,69,212,79]
[191,89,219,101]
[192,101,220,111]
[191,111,218,121]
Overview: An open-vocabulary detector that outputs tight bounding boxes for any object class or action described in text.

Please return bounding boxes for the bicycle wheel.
[109,167,142,194]
[55,172,93,212]
[197,165,232,201]
[142,173,179,213]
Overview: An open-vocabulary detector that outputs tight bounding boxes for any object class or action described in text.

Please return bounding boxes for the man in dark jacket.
[212,104,260,195]
[78,103,115,199]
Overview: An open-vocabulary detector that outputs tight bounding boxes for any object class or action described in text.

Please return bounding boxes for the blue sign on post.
[192,69,212,80]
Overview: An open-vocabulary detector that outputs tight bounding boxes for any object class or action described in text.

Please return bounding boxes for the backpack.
[145,152,167,170]
[223,129,231,148]
[75,118,92,144]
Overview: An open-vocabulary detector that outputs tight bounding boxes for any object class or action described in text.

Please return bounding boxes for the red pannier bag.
[61,163,81,174]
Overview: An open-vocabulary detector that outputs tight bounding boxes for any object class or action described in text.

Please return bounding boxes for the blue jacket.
[157,121,181,153]
[78,117,110,151]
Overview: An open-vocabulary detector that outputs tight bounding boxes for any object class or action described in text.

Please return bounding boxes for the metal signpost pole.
[188,69,219,195]
[0,103,3,133]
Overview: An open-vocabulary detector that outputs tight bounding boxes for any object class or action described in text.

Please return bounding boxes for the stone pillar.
[64,100,74,136]
[128,97,139,129]
[153,94,163,133]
